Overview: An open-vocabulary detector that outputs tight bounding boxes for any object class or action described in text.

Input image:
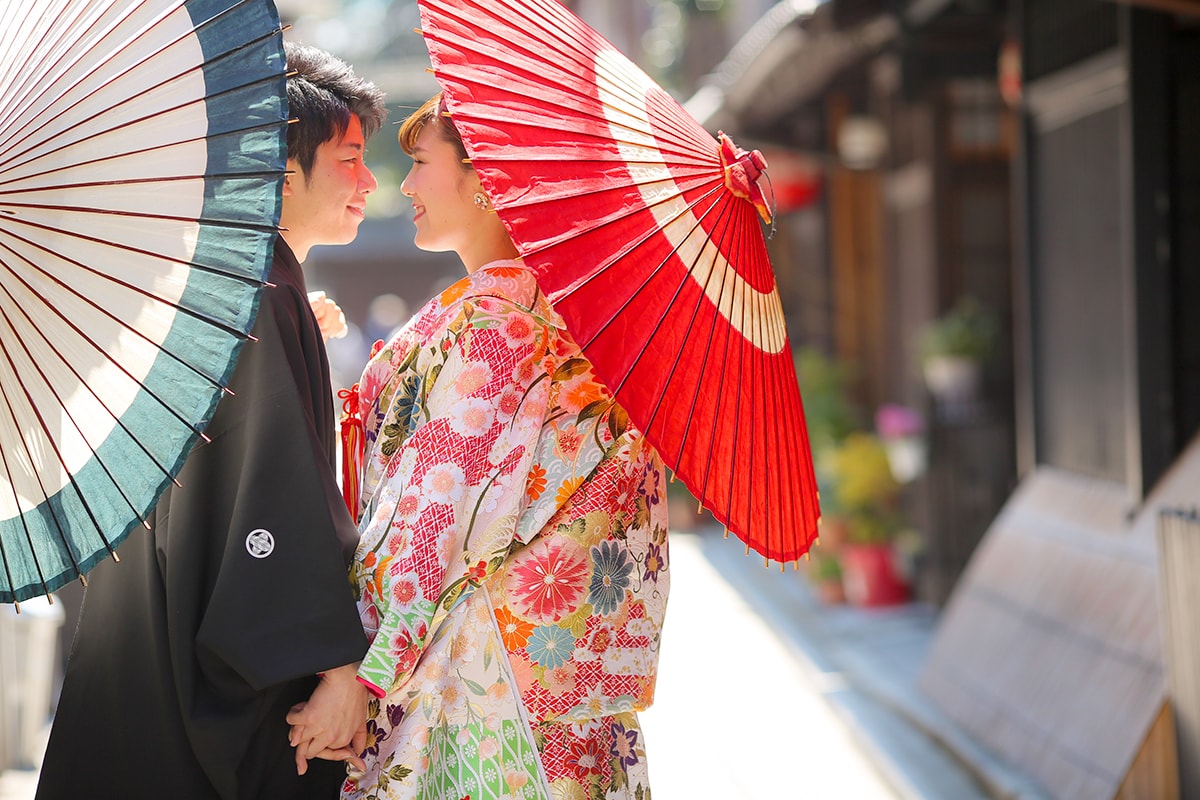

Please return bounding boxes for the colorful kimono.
[344,262,669,800]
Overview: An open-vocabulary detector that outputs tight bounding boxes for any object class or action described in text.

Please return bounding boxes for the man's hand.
[287,662,369,775]
[308,291,348,342]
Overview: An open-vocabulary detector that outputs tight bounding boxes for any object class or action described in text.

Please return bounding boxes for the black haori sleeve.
[187,272,367,691]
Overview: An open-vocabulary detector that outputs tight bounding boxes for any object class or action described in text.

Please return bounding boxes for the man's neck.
[278,229,310,262]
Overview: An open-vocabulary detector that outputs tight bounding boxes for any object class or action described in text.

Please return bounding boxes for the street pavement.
[2,526,1043,799]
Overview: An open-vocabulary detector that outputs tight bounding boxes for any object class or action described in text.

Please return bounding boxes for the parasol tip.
[12,601,18,615]
[113,552,121,563]
[79,574,88,588]
[717,131,773,225]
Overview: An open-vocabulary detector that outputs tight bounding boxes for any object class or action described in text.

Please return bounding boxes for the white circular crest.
[245,528,275,559]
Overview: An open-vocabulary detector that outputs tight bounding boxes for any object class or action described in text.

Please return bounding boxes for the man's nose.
[360,164,378,194]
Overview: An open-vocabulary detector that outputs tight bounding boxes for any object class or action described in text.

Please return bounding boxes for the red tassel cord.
[339,383,364,520]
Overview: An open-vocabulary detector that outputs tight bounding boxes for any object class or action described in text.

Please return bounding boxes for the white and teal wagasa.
[0,0,288,604]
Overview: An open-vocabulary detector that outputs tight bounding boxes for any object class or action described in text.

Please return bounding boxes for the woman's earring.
[473,192,490,211]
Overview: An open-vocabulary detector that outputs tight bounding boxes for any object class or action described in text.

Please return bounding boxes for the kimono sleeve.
[181,282,367,692]
[355,301,551,697]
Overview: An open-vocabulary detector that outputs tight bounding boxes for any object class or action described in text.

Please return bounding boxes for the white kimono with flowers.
[344,262,669,800]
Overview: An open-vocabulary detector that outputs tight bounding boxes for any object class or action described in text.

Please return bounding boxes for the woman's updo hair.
[398,93,470,166]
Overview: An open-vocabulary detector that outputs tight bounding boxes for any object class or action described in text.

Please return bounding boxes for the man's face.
[280,114,377,259]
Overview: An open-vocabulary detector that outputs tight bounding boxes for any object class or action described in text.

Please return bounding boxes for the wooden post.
[1157,508,1200,797]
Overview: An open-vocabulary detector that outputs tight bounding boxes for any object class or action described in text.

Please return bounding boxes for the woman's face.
[400,124,479,257]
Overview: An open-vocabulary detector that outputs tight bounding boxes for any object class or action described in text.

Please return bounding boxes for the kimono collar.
[470,260,566,330]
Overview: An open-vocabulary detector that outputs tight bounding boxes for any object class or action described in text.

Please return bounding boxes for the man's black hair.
[284,42,386,177]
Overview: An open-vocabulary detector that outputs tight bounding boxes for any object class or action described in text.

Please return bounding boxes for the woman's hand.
[287,662,369,774]
[308,290,348,342]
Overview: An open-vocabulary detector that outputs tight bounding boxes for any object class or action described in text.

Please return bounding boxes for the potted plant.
[918,297,997,404]
[806,549,846,604]
[826,432,909,607]
[874,403,927,483]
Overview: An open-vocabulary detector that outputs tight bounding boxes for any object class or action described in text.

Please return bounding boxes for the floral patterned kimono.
[344,262,669,800]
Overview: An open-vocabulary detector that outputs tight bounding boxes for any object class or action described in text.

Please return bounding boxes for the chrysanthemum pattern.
[345,263,668,800]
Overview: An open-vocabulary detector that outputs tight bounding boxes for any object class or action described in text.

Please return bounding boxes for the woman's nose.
[400,168,415,197]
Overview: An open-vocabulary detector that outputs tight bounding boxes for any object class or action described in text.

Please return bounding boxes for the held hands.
[287,662,369,775]
[308,290,348,342]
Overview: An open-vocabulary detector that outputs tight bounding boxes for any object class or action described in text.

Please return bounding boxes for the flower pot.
[841,543,909,607]
[883,435,927,483]
[923,355,981,400]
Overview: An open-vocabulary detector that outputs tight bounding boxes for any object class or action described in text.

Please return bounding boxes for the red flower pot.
[841,543,909,607]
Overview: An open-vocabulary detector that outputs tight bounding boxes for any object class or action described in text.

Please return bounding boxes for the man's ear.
[282,159,300,197]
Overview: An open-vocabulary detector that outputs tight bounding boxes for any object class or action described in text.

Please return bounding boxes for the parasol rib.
[0,0,189,152]
[642,194,740,438]
[0,201,280,234]
[0,0,130,134]
[696,264,738,513]
[2,213,275,286]
[0,224,249,390]
[553,182,730,354]
[459,0,709,154]
[0,292,127,566]
[0,67,287,181]
[0,119,288,191]
[424,13,711,164]
[665,195,741,463]
[0,0,272,161]
[0,170,287,195]
[0,331,76,599]
[544,181,732,320]
[0,243,227,447]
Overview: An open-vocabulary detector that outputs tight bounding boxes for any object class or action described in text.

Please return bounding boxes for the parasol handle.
[718,132,773,225]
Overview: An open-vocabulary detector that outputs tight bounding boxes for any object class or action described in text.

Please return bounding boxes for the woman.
[325,95,670,800]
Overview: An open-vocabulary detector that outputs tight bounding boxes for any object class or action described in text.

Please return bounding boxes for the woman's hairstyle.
[398,93,469,166]
[284,41,387,176]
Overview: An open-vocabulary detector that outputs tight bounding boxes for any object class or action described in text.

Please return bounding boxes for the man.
[36,42,385,800]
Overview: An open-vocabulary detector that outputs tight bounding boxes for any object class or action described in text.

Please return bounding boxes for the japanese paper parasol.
[417,0,819,564]
[0,0,288,605]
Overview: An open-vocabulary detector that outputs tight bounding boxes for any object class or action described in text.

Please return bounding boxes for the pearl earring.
[473,192,489,211]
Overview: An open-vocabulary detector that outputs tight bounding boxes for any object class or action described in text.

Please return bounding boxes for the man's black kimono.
[37,239,368,800]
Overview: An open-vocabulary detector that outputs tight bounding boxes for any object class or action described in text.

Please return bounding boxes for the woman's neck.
[460,223,520,274]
